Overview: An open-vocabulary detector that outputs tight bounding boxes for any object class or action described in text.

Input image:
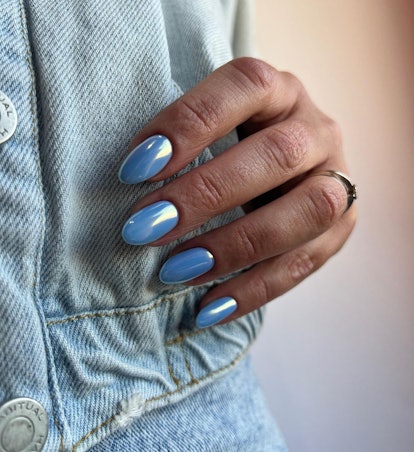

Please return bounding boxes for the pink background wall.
[251,1,414,451]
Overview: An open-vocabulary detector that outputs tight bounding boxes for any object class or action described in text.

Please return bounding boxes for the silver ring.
[310,170,357,211]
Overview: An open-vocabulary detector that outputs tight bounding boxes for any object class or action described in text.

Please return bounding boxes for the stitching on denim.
[46,298,171,326]
[165,328,205,347]
[17,2,43,293]
[71,347,249,451]
[45,286,223,449]
[165,335,184,346]
[18,0,66,447]
[71,415,117,452]
[52,419,64,452]
[179,339,198,384]
[165,348,181,388]
[47,305,209,358]
[46,287,197,326]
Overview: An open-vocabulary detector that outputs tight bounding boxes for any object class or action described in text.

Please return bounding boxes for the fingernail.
[159,247,215,284]
[196,297,238,329]
[122,201,179,245]
[118,134,172,184]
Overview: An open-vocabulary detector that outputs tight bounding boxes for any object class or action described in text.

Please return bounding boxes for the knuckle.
[306,181,345,228]
[175,94,222,135]
[250,272,275,304]
[186,170,226,213]
[233,223,261,263]
[230,57,278,93]
[286,250,316,283]
[262,122,310,174]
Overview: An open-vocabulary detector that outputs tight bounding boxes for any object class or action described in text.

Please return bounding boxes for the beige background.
[251,1,414,451]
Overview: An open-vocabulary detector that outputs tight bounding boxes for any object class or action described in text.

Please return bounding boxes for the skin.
[125,57,356,323]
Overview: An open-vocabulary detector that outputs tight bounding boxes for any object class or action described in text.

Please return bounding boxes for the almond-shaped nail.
[159,248,215,284]
[118,134,172,184]
[122,201,179,245]
[196,297,238,328]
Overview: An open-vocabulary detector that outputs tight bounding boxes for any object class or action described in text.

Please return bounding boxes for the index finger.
[122,58,303,181]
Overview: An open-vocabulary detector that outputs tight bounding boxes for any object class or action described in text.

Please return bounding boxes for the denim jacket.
[0,1,263,450]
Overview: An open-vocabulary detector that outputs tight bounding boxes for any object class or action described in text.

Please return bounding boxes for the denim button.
[0,398,48,452]
[0,91,18,144]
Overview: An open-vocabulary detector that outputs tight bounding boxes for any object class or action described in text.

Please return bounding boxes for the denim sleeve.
[0,1,264,450]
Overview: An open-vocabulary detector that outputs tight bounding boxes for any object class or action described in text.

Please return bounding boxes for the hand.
[119,57,356,328]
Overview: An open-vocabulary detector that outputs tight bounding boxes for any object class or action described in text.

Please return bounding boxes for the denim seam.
[179,339,198,384]
[46,299,171,326]
[18,0,65,447]
[165,328,204,347]
[45,286,199,327]
[71,347,250,451]
[165,348,181,388]
[55,420,64,452]
[46,299,212,354]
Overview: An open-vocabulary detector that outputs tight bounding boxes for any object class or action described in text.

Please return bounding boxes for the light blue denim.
[89,356,287,452]
[0,0,288,450]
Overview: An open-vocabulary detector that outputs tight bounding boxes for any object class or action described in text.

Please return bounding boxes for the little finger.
[195,209,356,328]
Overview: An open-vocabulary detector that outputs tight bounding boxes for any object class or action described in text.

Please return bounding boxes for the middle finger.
[123,117,329,246]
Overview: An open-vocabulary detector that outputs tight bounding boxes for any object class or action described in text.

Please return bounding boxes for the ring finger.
[158,173,351,285]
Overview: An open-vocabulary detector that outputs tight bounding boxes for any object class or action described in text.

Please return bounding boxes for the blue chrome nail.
[159,247,215,284]
[118,134,172,184]
[122,201,179,245]
[196,297,238,329]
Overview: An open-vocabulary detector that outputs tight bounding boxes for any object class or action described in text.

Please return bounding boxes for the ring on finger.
[309,170,357,211]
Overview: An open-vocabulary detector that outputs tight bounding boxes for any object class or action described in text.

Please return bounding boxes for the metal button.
[0,91,17,144]
[0,398,48,452]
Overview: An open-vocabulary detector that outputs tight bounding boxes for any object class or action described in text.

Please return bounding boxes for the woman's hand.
[119,57,356,328]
